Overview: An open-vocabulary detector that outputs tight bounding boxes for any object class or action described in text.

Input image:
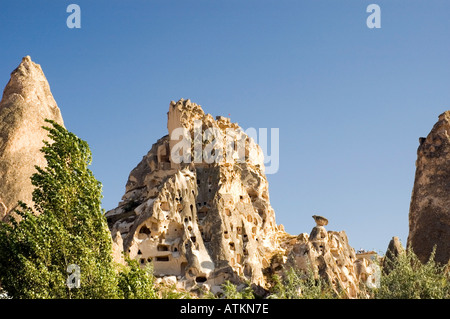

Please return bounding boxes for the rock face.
[408,111,450,265]
[106,99,372,297]
[282,216,365,298]
[0,56,64,220]
[383,236,404,274]
[106,99,280,292]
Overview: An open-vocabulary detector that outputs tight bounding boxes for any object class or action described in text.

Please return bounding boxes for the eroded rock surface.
[0,56,64,220]
[408,111,450,264]
[106,99,280,292]
[280,216,371,298]
[106,99,373,297]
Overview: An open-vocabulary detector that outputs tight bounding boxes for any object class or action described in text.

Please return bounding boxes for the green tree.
[0,120,118,298]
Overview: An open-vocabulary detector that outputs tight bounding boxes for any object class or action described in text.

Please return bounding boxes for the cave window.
[156,256,169,262]
[195,276,207,283]
[157,245,169,252]
[139,225,151,236]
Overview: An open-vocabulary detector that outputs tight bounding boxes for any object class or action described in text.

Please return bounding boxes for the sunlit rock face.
[106,99,280,292]
[408,111,450,265]
[0,56,64,220]
[106,99,372,297]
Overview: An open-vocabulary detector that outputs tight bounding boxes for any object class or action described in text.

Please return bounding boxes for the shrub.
[269,267,338,299]
[375,248,450,299]
[117,259,158,299]
[222,281,255,299]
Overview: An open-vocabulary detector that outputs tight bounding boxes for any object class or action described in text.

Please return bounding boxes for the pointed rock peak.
[438,110,450,122]
[1,56,61,114]
[0,56,64,219]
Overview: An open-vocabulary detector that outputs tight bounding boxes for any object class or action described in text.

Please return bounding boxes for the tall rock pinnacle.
[0,56,64,219]
[106,99,371,297]
[408,111,450,264]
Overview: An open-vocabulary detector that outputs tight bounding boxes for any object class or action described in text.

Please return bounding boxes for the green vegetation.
[117,259,158,299]
[0,121,162,299]
[222,280,255,299]
[0,120,118,298]
[269,267,338,299]
[374,248,450,299]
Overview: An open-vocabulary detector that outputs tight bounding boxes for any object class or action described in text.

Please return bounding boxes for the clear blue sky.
[1,1,449,253]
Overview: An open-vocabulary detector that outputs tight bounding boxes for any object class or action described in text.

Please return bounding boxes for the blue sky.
[1,1,449,253]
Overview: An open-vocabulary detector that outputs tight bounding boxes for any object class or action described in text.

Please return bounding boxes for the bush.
[117,259,158,299]
[269,267,338,299]
[375,248,450,299]
[222,281,255,299]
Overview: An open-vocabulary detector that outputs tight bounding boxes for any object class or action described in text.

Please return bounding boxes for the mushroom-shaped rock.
[312,215,328,227]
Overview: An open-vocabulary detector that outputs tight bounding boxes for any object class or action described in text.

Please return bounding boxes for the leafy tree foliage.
[0,120,118,298]
[117,259,158,299]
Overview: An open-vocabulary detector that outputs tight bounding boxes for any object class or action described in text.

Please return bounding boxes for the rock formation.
[106,99,373,297]
[408,111,450,265]
[280,215,369,298]
[106,99,280,293]
[0,56,64,220]
[382,236,404,274]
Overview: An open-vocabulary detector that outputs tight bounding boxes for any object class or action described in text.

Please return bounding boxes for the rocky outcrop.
[106,99,280,293]
[0,56,64,220]
[408,111,450,265]
[106,99,373,297]
[282,216,368,298]
[383,236,404,274]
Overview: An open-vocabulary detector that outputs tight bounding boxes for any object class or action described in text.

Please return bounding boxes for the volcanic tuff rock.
[408,111,450,265]
[106,99,373,297]
[0,56,64,220]
[383,236,404,274]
